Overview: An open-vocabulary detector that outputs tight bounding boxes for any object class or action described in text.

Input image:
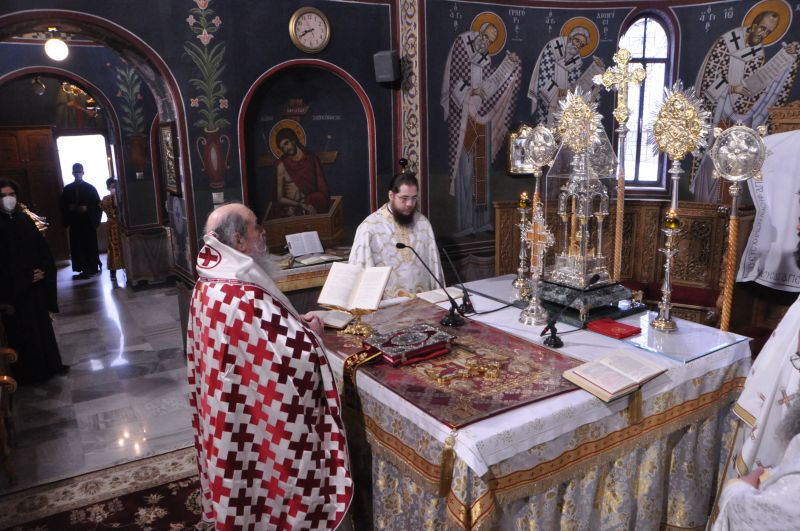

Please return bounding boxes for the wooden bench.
[0,310,18,486]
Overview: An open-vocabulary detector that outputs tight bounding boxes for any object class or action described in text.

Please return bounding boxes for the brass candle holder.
[648,82,711,332]
[336,308,375,337]
[512,193,532,298]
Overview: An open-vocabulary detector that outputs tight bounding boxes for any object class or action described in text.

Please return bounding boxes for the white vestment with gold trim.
[728,297,800,477]
[713,433,800,530]
[349,204,443,299]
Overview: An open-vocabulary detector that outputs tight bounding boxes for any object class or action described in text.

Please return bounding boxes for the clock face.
[290,8,330,53]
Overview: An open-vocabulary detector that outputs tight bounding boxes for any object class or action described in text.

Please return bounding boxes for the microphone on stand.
[540,273,601,348]
[439,244,474,315]
[396,242,464,327]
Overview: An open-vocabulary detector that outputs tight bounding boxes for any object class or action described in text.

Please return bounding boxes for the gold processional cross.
[593,49,646,281]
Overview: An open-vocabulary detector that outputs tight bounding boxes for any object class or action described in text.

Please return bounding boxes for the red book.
[364,323,454,367]
[586,318,642,339]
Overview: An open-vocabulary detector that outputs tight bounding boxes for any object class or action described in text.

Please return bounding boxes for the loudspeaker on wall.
[373,50,400,83]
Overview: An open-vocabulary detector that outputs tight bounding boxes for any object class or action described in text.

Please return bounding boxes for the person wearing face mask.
[0,178,68,385]
[187,203,352,530]
[99,178,124,281]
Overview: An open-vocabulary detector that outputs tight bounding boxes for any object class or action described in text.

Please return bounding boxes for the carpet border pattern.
[0,446,196,529]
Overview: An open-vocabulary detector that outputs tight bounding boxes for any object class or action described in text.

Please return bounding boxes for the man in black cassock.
[0,178,68,384]
[60,162,101,278]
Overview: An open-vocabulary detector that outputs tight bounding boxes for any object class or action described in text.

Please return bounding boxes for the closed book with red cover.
[364,323,454,367]
[586,318,642,339]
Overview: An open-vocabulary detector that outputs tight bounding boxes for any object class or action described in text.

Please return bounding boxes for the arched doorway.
[0,10,197,279]
[0,68,120,261]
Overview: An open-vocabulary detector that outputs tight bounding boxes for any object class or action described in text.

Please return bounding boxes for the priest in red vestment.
[187,203,352,530]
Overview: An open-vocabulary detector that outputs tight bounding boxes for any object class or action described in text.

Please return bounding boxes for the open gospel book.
[562,349,668,402]
[317,262,391,312]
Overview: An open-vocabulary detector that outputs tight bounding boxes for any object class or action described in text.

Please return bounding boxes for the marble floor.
[1,260,192,493]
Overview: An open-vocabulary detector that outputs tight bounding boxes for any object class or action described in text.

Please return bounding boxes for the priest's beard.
[391,208,415,227]
[253,251,287,280]
[780,401,800,444]
[248,236,286,280]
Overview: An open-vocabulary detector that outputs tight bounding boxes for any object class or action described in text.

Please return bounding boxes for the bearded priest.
[349,169,444,299]
[187,203,352,530]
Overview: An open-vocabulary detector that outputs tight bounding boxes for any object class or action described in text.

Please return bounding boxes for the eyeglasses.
[395,195,418,204]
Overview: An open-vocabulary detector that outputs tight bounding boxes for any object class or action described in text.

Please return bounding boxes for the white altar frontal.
[322,275,750,530]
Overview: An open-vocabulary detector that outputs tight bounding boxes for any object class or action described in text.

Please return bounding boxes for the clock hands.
[300,28,315,38]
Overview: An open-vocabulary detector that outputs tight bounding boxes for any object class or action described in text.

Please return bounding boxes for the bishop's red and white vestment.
[187,235,352,530]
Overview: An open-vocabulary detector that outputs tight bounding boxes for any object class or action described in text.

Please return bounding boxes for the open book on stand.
[562,349,667,402]
[317,262,391,312]
[286,231,324,257]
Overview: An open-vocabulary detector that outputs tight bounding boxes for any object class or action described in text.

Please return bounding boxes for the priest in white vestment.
[349,172,443,299]
[187,203,352,530]
[713,401,800,530]
[725,243,800,479]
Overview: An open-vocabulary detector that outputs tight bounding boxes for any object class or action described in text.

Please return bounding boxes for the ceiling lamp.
[44,27,68,61]
[31,76,46,96]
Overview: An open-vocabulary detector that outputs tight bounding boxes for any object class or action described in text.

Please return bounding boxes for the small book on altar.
[296,254,345,266]
[308,309,354,329]
[364,323,455,367]
[317,262,391,312]
[286,231,324,257]
[416,287,463,304]
[586,318,642,339]
[562,349,667,402]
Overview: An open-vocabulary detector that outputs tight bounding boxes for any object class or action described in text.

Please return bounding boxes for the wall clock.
[289,7,331,54]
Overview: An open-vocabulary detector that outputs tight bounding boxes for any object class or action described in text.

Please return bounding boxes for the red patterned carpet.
[0,447,199,530]
[8,477,201,530]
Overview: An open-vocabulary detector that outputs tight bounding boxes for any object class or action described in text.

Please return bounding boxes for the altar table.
[320,277,750,530]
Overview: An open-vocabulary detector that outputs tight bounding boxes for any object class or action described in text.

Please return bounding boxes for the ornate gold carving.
[555,88,603,154]
[593,48,646,126]
[651,82,711,162]
[768,100,800,134]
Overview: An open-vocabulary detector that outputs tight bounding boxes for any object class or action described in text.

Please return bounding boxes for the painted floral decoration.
[112,62,145,136]
[184,0,229,131]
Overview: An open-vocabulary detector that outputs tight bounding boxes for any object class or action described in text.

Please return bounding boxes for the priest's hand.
[740,466,764,489]
[302,312,324,335]
[32,268,45,283]
[730,84,751,97]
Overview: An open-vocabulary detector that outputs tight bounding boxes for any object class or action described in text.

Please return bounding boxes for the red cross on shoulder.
[198,245,221,269]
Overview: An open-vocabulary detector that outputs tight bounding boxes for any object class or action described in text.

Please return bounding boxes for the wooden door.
[0,128,67,260]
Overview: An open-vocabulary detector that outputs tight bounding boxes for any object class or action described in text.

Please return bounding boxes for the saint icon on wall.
[691,0,799,202]
[265,119,333,219]
[527,17,605,127]
[269,119,331,218]
[441,11,522,236]
[260,116,344,248]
